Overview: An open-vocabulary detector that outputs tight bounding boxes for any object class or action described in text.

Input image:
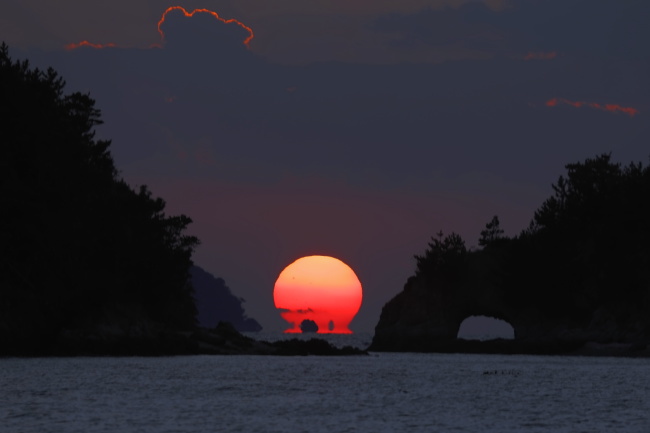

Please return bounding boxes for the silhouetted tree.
[504,154,650,321]
[414,231,467,280]
[408,154,650,332]
[0,43,199,349]
[479,215,504,247]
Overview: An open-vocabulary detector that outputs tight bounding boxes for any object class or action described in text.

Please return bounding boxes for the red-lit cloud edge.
[546,97,639,117]
[157,6,254,48]
[65,6,254,51]
[65,40,117,50]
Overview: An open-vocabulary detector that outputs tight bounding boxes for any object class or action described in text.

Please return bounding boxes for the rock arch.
[369,275,541,352]
[457,315,515,340]
[368,270,649,354]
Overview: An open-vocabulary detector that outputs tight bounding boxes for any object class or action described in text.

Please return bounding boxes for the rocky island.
[370,155,650,357]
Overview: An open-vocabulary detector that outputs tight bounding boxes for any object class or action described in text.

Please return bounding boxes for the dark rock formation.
[191,266,262,332]
[370,271,650,356]
[179,322,367,355]
[1,322,367,357]
[370,155,650,356]
[300,319,319,333]
[370,235,650,355]
[270,337,366,356]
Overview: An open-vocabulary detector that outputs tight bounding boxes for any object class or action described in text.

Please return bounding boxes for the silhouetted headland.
[370,154,650,357]
[0,44,196,356]
[0,45,365,357]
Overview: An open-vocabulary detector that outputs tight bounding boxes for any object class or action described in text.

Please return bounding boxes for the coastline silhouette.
[1,43,648,357]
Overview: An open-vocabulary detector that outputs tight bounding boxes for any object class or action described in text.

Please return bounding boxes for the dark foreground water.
[2,335,649,432]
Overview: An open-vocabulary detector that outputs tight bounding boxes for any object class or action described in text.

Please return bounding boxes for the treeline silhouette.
[415,154,650,336]
[0,43,199,352]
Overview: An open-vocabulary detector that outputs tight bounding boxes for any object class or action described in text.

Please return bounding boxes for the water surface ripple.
[2,352,649,432]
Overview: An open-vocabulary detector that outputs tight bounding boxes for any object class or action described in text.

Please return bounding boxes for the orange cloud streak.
[524,51,557,60]
[157,6,255,49]
[546,97,639,117]
[65,40,117,51]
[66,6,254,51]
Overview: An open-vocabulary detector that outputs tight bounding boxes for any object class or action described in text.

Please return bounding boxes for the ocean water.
[2,335,650,433]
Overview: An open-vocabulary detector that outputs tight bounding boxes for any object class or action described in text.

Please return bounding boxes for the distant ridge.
[191,266,262,332]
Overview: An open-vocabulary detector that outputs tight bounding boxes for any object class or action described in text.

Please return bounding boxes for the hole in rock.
[457,316,514,340]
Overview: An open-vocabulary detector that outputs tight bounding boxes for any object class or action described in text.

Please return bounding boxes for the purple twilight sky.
[3,0,649,332]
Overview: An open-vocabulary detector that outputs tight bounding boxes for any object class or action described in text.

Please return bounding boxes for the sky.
[4,0,649,333]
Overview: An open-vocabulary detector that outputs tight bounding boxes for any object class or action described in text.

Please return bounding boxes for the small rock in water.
[300,319,319,333]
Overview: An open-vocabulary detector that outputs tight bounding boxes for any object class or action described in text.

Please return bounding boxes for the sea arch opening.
[457,315,515,341]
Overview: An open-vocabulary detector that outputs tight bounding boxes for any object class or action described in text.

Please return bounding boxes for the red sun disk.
[274,256,363,334]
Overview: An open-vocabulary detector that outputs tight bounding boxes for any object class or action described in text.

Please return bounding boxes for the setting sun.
[273,255,363,334]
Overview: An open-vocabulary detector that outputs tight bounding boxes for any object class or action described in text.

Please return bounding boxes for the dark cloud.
[371,3,506,51]
[371,0,650,60]
[503,0,650,60]
[158,7,254,53]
